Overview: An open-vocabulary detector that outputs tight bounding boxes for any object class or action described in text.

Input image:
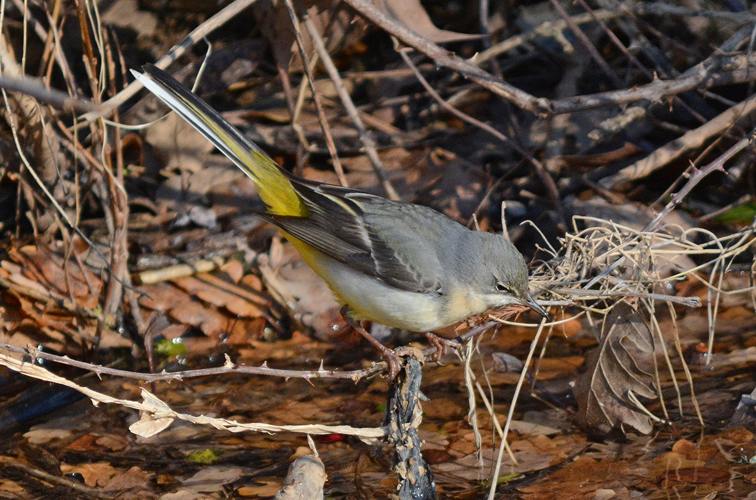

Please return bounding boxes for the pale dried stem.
[488,317,547,500]
[474,10,621,65]
[463,341,483,468]
[397,47,567,231]
[80,0,263,122]
[0,76,96,112]
[292,52,319,161]
[302,13,398,199]
[282,0,348,186]
[461,340,518,466]
[549,0,623,88]
[0,352,385,441]
[340,0,550,115]
[601,101,756,189]
[521,215,756,345]
[0,342,385,381]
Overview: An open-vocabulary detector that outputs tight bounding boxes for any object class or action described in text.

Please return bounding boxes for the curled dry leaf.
[101,0,157,37]
[373,0,484,43]
[139,282,228,337]
[9,245,103,306]
[179,466,243,494]
[574,302,660,434]
[255,0,479,75]
[274,455,327,500]
[254,0,365,73]
[171,273,269,317]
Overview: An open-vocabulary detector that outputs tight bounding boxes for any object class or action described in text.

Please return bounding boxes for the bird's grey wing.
[259,181,444,294]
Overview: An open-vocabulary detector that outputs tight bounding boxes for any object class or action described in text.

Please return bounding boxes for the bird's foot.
[373,341,401,380]
[424,332,461,361]
[342,307,401,379]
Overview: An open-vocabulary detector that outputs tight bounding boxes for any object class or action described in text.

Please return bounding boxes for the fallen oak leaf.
[574,302,662,434]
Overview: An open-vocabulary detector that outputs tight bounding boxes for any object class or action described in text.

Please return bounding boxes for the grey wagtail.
[132,64,547,376]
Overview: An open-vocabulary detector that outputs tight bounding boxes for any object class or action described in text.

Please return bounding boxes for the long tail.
[131,64,308,218]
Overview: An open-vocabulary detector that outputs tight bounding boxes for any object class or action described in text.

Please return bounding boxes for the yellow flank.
[288,236,349,303]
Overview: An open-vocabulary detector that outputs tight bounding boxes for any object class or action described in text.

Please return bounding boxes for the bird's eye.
[496,282,510,293]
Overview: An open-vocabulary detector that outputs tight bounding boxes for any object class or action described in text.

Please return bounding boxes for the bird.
[132,64,548,377]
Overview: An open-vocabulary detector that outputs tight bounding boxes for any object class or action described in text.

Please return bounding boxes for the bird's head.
[472,233,548,318]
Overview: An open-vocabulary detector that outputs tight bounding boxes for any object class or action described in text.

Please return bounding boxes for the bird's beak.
[522,294,548,318]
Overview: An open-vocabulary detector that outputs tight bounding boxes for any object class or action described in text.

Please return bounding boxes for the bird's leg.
[341,306,400,379]
[424,332,461,361]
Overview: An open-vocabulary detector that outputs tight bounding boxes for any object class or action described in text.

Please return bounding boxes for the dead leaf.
[508,420,562,437]
[172,273,269,317]
[23,427,72,445]
[101,0,157,36]
[518,456,631,499]
[575,303,660,434]
[221,259,244,283]
[101,466,151,492]
[181,466,243,493]
[66,434,99,452]
[0,480,25,493]
[274,455,326,500]
[139,281,231,336]
[238,481,282,498]
[95,434,130,452]
[60,462,118,488]
[9,245,103,304]
[423,397,465,420]
[24,415,80,445]
[253,0,366,73]
[373,0,484,43]
[159,490,208,500]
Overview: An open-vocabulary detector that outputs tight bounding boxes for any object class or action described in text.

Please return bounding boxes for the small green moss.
[154,338,187,357]
[187,449,222,464]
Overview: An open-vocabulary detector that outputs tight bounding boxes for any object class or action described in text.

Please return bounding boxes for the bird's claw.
[382,348,401,380]
[424,332,461,361]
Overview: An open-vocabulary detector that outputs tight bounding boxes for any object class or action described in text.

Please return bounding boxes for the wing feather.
[260,180,443,293]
